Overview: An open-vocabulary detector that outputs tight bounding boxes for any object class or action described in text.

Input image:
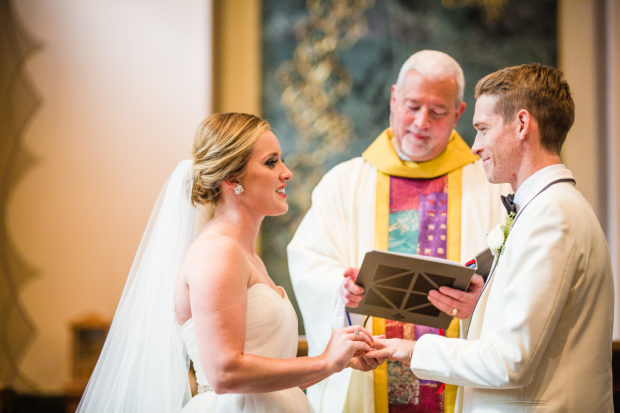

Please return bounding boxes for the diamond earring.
[234,183,245,195]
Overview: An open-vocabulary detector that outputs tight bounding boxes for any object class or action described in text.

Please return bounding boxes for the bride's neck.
[211,204,263,253]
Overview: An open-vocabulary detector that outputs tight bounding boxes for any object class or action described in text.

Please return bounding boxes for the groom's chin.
[482,169,501,185]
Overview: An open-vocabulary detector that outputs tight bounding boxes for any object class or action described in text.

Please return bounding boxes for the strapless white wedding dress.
[179,283,314,413]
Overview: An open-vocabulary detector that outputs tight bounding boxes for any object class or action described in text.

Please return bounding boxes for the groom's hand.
[364,338,415,366]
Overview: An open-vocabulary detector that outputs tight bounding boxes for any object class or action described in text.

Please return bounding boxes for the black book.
[347,249,475,329]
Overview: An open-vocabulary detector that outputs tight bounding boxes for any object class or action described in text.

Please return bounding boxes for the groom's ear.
[515,109,533,142]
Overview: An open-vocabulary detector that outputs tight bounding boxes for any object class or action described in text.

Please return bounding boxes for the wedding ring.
[354,329,359,339]
[451,308,458,317]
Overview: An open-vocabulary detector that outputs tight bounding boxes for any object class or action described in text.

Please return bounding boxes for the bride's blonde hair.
[191,112,269,206]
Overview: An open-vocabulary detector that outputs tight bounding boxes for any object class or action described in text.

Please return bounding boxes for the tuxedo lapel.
[466,252,500,338]
[466,272,495,339]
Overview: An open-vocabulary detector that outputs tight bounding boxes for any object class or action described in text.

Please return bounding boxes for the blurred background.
[1,0,619,410]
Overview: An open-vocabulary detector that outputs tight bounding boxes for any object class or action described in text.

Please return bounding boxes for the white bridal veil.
[77,160,200,412]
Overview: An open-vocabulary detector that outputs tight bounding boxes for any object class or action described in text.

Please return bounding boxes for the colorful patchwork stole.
[362,128,477,413]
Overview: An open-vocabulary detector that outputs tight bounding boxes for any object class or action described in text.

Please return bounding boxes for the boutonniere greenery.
[487,212,516,256]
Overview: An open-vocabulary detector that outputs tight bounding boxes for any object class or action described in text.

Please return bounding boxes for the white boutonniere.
[488,212,516,256]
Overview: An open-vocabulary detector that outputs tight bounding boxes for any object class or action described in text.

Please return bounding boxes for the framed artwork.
[261,0,556,333]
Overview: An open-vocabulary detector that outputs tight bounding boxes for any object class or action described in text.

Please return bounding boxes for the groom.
[366,63,614,412]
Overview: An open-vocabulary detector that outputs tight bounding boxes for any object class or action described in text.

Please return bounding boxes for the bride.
[77,112,378,412]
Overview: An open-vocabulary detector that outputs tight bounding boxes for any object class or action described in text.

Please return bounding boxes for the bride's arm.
[186,237,373,394]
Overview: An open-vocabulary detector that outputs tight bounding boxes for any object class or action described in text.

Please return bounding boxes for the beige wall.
[12,0,212,392]
[559,0,600,213]
[560,0,620,338]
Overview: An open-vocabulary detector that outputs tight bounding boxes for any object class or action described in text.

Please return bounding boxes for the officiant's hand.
[364,338,415,366]
[340,267,364,307]
[427,273,485,319]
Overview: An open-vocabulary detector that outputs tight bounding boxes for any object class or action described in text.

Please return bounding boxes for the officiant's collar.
[362,127,478,179]
[514,163,567,211]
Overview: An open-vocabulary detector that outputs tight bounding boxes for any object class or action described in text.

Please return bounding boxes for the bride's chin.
[271,205,289,217]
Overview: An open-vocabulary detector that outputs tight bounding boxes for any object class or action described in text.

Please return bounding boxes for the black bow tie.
[501,194,517,215]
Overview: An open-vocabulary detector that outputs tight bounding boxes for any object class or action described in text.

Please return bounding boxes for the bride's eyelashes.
[265,153,286,168]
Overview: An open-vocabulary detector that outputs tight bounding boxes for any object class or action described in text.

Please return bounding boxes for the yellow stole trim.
[443,167,463,413]
[370,141,468,413]
[362,128,477,179]
[372,171,390,413]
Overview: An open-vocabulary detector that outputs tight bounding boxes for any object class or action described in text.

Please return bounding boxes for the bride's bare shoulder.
[185,225,246,267]
[182,227,250,290]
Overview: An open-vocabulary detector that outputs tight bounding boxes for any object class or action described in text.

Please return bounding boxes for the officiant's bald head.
[389,50,467,162]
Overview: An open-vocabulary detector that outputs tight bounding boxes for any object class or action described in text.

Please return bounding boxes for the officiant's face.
[472,94,521,186]
[239,130,292,216]
[390,69,466,162]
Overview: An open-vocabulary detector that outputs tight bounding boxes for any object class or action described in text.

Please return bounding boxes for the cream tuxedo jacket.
[410,166,614,412]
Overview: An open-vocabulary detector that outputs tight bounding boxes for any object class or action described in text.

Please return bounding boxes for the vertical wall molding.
[0,0,41,389]
[212,0,261,114]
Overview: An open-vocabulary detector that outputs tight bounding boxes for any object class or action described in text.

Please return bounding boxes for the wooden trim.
[212,0,261,114]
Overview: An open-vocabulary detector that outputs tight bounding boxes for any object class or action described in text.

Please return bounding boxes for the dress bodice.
[178,283,312,413]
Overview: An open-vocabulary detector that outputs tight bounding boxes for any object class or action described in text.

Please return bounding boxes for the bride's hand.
[322,325,373,373]
[347,354,385,371]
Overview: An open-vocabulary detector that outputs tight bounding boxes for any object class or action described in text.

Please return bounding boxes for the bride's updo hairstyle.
[191,112,269,206]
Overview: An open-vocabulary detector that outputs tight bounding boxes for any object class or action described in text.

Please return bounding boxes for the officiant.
[366,63,614,412]
[287,50,510,413]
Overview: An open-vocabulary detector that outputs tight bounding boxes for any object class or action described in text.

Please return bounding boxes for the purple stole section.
[386,175,448,413]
